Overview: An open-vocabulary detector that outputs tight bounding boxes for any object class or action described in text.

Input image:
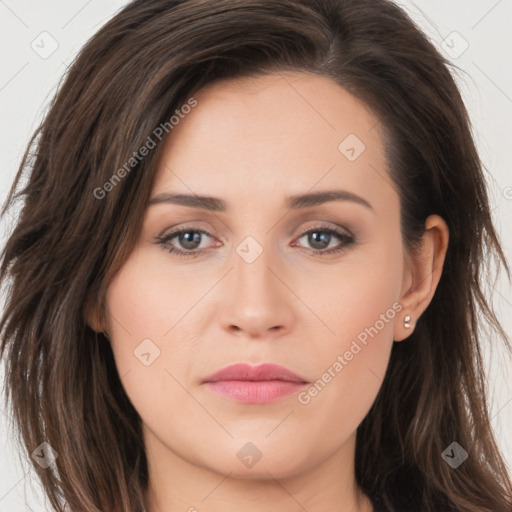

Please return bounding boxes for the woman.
[1,0,511,511]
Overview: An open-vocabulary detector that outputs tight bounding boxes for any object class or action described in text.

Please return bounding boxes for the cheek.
[293,321,396,451]
[294,240,402,434]
[105,244,205,353]
[102,249,202,408]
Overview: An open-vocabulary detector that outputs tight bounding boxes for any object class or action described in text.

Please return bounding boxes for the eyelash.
[155,225,355,259]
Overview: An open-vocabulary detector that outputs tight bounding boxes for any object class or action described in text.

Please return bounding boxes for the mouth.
[201,363,309,404]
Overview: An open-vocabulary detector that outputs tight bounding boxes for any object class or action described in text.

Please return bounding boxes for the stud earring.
[404,315,412,329]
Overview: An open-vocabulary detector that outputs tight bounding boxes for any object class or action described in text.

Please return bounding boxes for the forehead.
[152,71,394,213]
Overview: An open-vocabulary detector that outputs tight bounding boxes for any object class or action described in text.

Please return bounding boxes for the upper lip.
[202,363,309,384]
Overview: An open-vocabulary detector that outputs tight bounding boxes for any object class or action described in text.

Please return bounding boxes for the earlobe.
[394,214,449,342]
[394,312,415,342]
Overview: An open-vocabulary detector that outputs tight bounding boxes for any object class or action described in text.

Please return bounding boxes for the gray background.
[1,1,511,510]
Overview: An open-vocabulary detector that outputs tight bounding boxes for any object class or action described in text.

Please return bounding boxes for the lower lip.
[203,380,307,403]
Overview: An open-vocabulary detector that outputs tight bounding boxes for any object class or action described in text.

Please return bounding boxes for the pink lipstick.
[202,363,309,404]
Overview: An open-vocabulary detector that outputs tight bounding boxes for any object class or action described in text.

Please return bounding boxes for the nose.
[217,243,295,339]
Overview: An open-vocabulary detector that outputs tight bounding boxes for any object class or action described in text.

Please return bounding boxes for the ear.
[83,292,106,334]
[394,214,449,342]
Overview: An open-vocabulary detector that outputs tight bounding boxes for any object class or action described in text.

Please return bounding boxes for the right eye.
[156,227,219,258]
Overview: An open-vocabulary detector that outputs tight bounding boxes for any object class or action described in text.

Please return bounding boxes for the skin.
[87,71,449,512]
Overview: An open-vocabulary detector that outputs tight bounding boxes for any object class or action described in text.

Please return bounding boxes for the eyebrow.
[148,189,373,212]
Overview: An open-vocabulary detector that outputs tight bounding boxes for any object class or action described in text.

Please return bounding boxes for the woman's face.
[101,72,411,480]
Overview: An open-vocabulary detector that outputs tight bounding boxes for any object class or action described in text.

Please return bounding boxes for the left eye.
[156,226,355,258]
[293,227,354,254]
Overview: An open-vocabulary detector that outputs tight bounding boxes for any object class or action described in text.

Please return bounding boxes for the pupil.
[309,232,330,249]
[180,232,201,250]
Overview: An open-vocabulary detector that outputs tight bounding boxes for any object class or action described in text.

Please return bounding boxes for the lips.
[201,363,309,404]
[202,363,309,384]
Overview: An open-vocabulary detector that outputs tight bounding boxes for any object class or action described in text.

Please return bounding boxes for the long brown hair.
[1,1,511,511]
